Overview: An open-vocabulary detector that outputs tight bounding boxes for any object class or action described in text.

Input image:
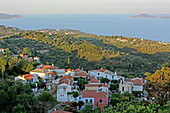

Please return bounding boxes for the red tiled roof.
[41,65,58,69]
[75,72,87,77]
[59,79,73,85]
[61,75,74,81]
[126,77,143,86]
[65,69,73,72]
[20,74,35,80]
[86,84,108,88]
[52,110,72,113]
[90,79,99,83]
[85,84,99,87]
[74,68,81,72]
[126,79,133,82]
[89,77,99,83]
[97,69,107,72]
[82,90,108,98]
[34,57,39,58]
[46,72,57,75]
[133,79,143,86]
[99,84,108,88]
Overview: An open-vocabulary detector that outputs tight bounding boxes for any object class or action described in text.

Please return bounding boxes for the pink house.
[80,90,108,110]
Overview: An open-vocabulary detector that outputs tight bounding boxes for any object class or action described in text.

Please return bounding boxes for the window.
[98,88,102,91]
[98,73,100,75]
[86,99,88,103]
[90,99,92,103]
[105,75,107,78]
[99,99,102,103]
[122,87,124,91]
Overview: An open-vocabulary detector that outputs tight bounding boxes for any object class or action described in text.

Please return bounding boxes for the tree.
[145,64,170,105]
[16,94,35,112]
[0,57,7,81]
[37,91,57,112]
[145,64,170,84]
[77,78,88,90]
[100,78,110,83]
[12,104,26,113]
[0,90,9,111]
[79,103,94,113]
[104,100,160,113]
[23,47,32,56]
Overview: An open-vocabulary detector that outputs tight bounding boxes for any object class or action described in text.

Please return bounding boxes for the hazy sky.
[1,0,170,14]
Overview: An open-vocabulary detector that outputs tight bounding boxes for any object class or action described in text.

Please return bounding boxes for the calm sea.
[0,14,170,42]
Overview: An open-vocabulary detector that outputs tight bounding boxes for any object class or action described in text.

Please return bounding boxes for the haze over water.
[0,14,170,42]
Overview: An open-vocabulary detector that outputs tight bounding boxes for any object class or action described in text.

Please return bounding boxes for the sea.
[0,14,170,42]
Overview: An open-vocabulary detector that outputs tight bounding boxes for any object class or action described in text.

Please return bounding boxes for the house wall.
[79,97,94,110]
[30,72,46,78]
[57,84,72,102]
[94,97,108,110]
[85,87,98,90]
[98,87,108,93]
[133,85,143,91]
[119,83,132,93]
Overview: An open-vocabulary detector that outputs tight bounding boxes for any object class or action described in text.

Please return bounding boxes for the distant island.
[0,13,22,19]
[130,13,170,19]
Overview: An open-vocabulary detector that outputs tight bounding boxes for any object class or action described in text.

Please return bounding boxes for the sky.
[1,0,170,14]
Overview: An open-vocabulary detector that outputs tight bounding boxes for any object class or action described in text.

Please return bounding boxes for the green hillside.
[1,25,170,76]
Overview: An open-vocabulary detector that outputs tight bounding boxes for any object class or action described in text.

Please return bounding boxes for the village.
[14,53,146,113]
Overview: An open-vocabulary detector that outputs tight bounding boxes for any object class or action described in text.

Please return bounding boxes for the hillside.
[1,26,170,75]
[0,25,25,36]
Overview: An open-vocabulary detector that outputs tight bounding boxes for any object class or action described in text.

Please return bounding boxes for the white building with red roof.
[119,77,144,93]
[0,48,5,53]
[34,56,40,62]
[88,69,120,80]
[15,74,39,83]
[74,72,87,78]
[56,76,74,102]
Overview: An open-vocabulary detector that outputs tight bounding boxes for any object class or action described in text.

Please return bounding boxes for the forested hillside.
[0,25,24,36]
[1,25,170,76]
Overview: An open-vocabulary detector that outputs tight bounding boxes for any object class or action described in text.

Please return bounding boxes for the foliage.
[110,92,135,106]
[79,103,94,113]
[0,57,7,81]
[37,91,57,113]
[104,100,161,113]
[12,104,27,113]
[77,78,88,90]
[23,47,32,56]
[145,64,170,105]
[145,63,170,84]
[1,30,170,75]
[100,78,110,83]
[0,80,57,113]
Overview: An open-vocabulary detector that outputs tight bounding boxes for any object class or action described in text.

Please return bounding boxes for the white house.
[88,69,121,80]
[15,74,39,83]
[119,80,133,94]
[0,48,5,53]
[34,57,40,62]
[30,69,47,78]
[14,74,39,93]
[56,79,74,102]
[119,77,144,93]
[55,69,66,76]
[131,77,144,91]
